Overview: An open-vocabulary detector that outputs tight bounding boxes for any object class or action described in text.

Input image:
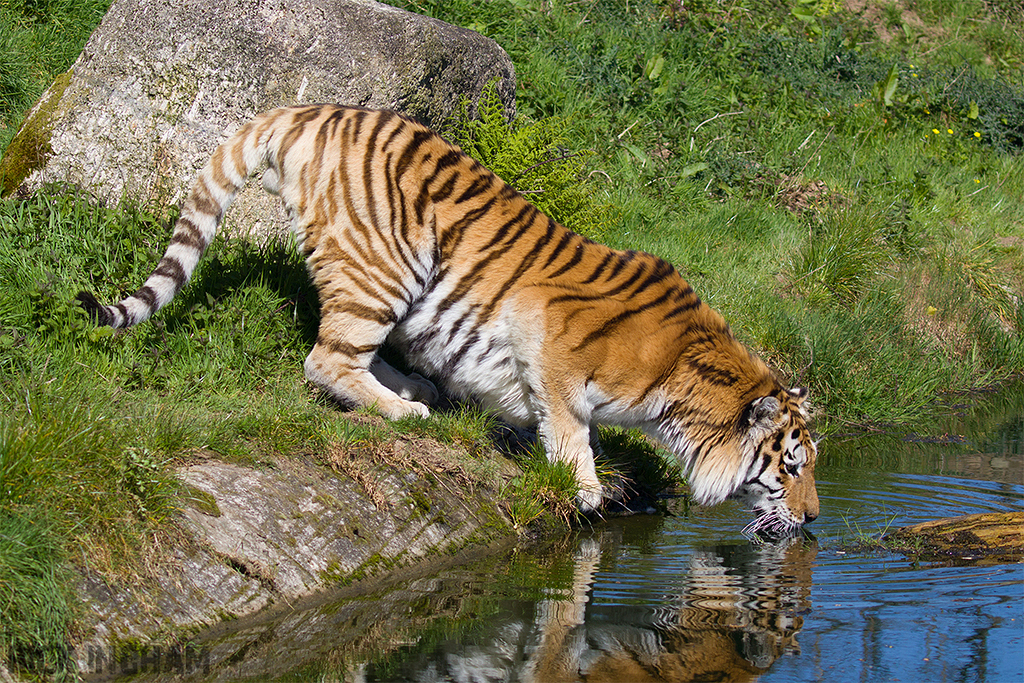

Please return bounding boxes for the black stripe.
[321,302,397,325]
[547,291,605,306]
[316,336,378,358]
[437,199,496,259]
[604,251,635,282]
[169,217,205,250]
[134,285,158,312]
[572,287,676,352]
[309,115,333,192]
[361,113,416,279]
[542,229,575,271]
[405,326,443,356]
[661,299,703,322]
[414,183,430,226]
[476,203,536,253]
[152,257,188,293]
[631,261,675,296]
[395,130,434,181]
[432,150,463,177]
[603,261,649,297]
[186,176,222,223]
[446,329,481,368]
[687,358,739,386]
[546,239,586,279]
[660,286,701,322]
[582,252,615,284]
[350,108,369,139]
[276,106,323,170]
[455,170,493,203]
[381,118,408,151]
[430,172,459,203]
[334,121,406,288]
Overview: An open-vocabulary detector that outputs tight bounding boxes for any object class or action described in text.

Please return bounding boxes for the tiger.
[77,104,819,528]
[435,533,816,683]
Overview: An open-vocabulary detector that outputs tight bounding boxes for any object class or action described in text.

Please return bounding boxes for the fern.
[449,85,614,239]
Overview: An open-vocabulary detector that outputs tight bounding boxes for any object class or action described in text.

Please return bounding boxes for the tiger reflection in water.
[393,530,816,682]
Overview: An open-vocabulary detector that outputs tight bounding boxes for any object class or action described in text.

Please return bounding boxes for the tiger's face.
[734,389,818,535]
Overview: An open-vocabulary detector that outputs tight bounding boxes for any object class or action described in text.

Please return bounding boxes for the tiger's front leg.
[538,404,603,512]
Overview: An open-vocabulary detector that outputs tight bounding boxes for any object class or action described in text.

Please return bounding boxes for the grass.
[0,0,1022,677]
[0,0,111,154]
[833,511,926,556]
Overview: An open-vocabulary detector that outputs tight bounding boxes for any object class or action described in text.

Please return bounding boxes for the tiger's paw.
[401,373,439,405]
[377,396,431,420]
[576,486,603,513]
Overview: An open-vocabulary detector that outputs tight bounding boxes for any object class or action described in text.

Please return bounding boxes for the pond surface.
[105,385,1023,682]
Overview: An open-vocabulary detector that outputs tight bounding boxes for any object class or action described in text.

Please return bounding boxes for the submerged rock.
[885,511,1023,564]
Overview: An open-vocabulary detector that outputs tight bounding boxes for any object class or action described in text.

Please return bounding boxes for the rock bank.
[72,449,513,674]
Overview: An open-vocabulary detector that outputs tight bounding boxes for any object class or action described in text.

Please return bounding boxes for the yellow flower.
[974,131,981,138]
[924,109,930,114]
[932,128,940,135]
[947,128,954,134]
[975,179,980,183]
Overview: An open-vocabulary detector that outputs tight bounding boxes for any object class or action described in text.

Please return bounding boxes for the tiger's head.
[653,376,819,534]
[731,387,819,534]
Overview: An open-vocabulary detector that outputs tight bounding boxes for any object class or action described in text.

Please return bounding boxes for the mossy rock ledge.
[884,511,1024,564]
[71,452,514,673]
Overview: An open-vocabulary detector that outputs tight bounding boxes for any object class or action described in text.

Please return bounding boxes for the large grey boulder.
[0,0,515,235]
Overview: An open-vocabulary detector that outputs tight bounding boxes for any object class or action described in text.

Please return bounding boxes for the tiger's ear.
[788,387,809,403]
[745,395,781,429]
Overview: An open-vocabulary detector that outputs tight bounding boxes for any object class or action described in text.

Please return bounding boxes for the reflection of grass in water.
[818,380,1024,477]
[321,543,583,682]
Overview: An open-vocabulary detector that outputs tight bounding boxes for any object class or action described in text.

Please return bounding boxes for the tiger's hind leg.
[305,341,434,419]
[304,306,436,419]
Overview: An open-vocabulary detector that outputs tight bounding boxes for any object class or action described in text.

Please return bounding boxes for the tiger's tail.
[78,110,286,328]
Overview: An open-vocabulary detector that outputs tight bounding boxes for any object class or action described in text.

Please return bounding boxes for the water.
[102,385,1023,682]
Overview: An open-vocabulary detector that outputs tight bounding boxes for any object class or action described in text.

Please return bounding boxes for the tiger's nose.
[803,510,818,524]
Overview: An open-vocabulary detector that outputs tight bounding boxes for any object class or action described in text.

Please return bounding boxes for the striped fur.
[79,104,818,526]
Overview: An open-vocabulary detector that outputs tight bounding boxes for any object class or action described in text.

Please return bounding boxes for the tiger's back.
[80,104,818,528]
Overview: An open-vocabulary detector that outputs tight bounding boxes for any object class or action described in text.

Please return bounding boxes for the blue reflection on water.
[771,558,1024,683]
